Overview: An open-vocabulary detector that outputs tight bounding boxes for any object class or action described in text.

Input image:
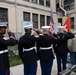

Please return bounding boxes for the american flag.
[49,9,54,33]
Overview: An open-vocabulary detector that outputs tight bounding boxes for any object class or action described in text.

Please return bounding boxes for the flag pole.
[49,4,54,34]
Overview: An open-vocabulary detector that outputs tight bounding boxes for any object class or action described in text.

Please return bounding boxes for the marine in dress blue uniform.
[18,24,38,75]
[53,26,75,75]
[0,22,17,75]
[37,26,58,75]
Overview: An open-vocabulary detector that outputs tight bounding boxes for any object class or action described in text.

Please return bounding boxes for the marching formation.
[0,22,75,75]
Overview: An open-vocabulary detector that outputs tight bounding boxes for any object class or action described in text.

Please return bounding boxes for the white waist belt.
[0,50,8,54]
[23,47,35,51]
[40,46,52,50]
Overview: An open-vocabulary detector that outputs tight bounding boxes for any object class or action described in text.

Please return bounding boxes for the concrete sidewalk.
[10,59,57,75]
[10,59,76,75]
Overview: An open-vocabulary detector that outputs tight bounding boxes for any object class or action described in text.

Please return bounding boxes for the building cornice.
[0,0,63,16]
[0,1,50,12]
[68,12,76,15]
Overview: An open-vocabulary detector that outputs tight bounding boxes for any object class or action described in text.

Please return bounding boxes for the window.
[56,3,59,11]
[23,12,30,21]
[40,15,45,28]
[32,14,38,28]
[0,8,8,22]
[58,18,62,25]
[31,0,37,4]
[46,0,50,7]
[56,3,62,12]
[70,17,74,29]
[64,0,75,10]
[70,2,75,10]
[39,0,44,5]
[24,0,30,2]
[64,0,70,10]
[47,16,50,26]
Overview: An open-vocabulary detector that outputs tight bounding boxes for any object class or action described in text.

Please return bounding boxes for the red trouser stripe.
[6,69,8,75]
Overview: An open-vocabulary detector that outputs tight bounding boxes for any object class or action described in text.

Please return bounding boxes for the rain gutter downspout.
[59,0,67,16]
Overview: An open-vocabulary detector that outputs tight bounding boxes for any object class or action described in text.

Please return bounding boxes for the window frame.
[23,12,30,21]
[70,17,74,29]
[39,0,44,6]
[47,16,50,26]
[24,0,30,2]
[32,13,38,28]
[64,0,75,10]
[31,0,37,4]
[0,8,8,22]
[40,15,45,28]
[46,0,50,7]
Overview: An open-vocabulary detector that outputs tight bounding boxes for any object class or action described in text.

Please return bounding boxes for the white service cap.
[41,26,50,32]
[57,26,65,29]
[0,22,7,27]
[41,26,50,29]
[24,23,33,29]
[0,22,7,28]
